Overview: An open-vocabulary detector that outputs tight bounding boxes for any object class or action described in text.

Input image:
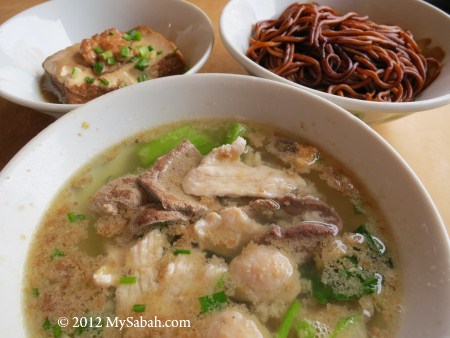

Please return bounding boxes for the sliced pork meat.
[88,174,147,216]
[229,243,300,305]
[194,207,266,257]
[266,137,319,172]
[139,140,207,214]
[130,204,189,236]
[182,137,306,198]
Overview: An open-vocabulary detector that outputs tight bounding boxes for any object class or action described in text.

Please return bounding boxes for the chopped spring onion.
[85,76,95,84]
[329,315,359,338]
[199,290,228,314]
[148,45,154,51]
[215,273,226,289]
[42,318,52,330]
[124,29,142,41]
[100,50,113,60]
[71,67,81,77]
[50,248,65,260]
[120,45,131,58]
[53,324,62,338]
[98,78,109,86]
[148,49,157,60]
[93,46,103,54]
[32,288,40,297]
[93,61,104,74]
[107,57,117,65]
[119,276,137,284]
[67,212,86,223]
[225,121,247,144]
[156,50,163,55]
[108,31,114,36]
[135,57,149,71]
[276,299,302,338]
[296,319,316,338]
[130,56,139,62]
[132,304,146,313]
[137,73,148,82]
[173,249,191,255]
[137,46,149,57]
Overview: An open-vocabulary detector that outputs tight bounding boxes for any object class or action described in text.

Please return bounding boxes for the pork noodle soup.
[23,119,402,338]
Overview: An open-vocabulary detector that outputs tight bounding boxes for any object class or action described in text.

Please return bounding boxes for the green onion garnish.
[108,31,114,36]
[135,57,149,71]
[93,46,103,54]
[71,67,81,77]
[156,50,163,55]
[42,318,52,330]
[199,290,228,313]
[98,78,109,86]
[67,212,86,223]
[329,315,359,338]
[296,319,316,338]
[50,248,65,260]
[119,276,137,284]
[173,249,191,255]
[130,56,139,62]
[120,45,130,58]
[100,50,113,60]
[93,61,104,74]
[148,50,157,60]
[137,74,148,82]
[132,304,146,313]
[124,29,142,41]
[276,299,302,338]
[85,76,95,84]
[137,46,149,57]
[53,324,62,338]
[148,45,154,51]
[32,288,40,297]
[107,57,117,65]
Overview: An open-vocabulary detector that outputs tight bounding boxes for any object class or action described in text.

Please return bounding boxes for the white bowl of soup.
[0,74,449,337]
[220,0,450,124]
[0,0,214,118]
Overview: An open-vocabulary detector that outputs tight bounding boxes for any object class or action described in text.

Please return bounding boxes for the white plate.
[220,0,450,124]
[0,0,214,117]
[0,74,449,337]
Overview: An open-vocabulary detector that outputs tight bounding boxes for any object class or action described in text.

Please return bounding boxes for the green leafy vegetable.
[119,276,137,284]
[42,318,52,330]
[173,249,191,255]
[132,304,146,313]
[276,299,302,338]
[329,315,359,338]
[199,290,228,313]
[303,258,378,304]
[225,122,247,144]
[296,319,315,338]
[137,124,218,166]
[356,224,393,268]
[67,212,86,223]
[53,324,62,338]
[50,248,65,260]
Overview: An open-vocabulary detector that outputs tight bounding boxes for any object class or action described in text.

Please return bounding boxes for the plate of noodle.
[220,0,450,124]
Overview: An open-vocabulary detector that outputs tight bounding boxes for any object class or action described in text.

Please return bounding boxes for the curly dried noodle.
[247,3,442,102]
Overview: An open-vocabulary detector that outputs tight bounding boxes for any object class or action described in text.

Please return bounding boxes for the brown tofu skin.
[42,25,186,104]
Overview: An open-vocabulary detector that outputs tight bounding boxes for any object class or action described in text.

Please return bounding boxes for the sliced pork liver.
[139,140,207,214]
